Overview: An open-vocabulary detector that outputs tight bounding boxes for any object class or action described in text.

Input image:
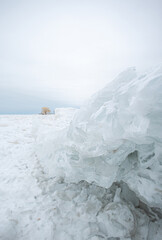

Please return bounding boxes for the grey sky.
[0,0,162,113]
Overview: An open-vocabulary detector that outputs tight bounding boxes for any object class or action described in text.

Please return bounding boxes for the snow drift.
[36,65,162,211]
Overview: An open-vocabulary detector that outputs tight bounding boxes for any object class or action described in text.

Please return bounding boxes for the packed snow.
[1,65,162,239]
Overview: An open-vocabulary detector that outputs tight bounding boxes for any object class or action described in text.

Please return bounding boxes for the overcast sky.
[0,0,162,113]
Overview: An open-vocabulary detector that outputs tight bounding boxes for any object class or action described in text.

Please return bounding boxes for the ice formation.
[36,65,162,239]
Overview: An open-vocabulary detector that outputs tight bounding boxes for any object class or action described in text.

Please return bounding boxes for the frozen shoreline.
[0,112,161,239]
[1,66,162,239]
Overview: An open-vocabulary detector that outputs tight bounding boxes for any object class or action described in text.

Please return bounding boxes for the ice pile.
[36,65,162,209]
[35,65,162,239]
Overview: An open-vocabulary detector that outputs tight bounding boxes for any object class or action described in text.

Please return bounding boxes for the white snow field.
[1,66,162,239]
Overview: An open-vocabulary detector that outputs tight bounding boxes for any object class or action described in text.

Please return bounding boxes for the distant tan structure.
[41,107,51,115]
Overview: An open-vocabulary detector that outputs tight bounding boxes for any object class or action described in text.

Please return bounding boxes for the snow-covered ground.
[0,114,55,239]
